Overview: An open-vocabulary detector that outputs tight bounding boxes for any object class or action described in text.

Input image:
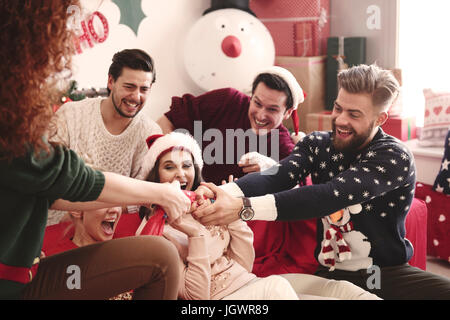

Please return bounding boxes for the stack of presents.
[250,0,413,139]
[248,0,449,272]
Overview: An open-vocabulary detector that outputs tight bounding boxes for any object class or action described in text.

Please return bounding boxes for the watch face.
[240,208,254,221]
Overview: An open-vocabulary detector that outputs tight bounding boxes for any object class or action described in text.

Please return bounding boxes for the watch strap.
[242,197,251,208]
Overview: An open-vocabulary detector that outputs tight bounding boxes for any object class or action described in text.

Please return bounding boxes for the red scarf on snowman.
[321,212,354,271]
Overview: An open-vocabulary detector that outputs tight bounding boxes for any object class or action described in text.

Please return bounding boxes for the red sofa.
[43,194,429,276]
[248,197,428,277]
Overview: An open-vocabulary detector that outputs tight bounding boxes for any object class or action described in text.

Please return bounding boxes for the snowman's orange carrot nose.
[329,209,344,223]
[221,35,241,58]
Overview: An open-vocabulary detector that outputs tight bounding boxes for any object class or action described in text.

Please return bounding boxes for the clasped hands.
[188,151,275,225]
[161,181,242,232]
[164,151,275,227]
[164,180,241,238]
[191,182,242,226]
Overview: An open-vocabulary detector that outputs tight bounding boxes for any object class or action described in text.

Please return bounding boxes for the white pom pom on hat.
[140,132,203,179]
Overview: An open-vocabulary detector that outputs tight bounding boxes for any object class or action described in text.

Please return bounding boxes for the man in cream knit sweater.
[48,49,162,224]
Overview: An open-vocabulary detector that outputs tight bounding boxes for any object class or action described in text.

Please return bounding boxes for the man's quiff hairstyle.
[337,64,400,111]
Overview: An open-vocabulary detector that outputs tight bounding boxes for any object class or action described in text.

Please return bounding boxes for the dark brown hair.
[251,73,294,110]
[0,0,79,161]
[139,153,203,220]
[107,49,156,95]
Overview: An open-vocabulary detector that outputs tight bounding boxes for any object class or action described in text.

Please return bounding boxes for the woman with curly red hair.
[0,0,188,300]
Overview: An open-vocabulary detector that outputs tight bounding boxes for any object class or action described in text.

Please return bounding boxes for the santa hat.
[141,132,204,179]
[203,0,256,16]
[258,66,305,136]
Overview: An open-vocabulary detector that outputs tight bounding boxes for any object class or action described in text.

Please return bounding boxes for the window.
[398,0,450,126]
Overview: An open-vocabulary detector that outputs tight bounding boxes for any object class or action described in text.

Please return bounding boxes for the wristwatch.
[239,197,255,221]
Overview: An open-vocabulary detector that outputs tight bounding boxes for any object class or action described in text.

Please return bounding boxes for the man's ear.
[376,111,388,127]
[107,75,115,94]
[68,211,83,220]
[284,107,294,120]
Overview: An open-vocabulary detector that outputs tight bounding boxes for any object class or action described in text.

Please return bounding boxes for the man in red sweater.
[157,66,304,185]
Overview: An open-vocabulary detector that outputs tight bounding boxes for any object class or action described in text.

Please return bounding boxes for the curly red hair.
[0,0,79,160]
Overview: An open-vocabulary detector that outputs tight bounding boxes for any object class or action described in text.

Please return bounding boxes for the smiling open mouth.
[255,119,268,127]
[124,100,138,108]
[336,128,353,138]
[101,218,117,235]
[123,100,140,111]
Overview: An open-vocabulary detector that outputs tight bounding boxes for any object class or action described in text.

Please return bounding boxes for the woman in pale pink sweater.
[134,132,297,300]
[134,132,380,300]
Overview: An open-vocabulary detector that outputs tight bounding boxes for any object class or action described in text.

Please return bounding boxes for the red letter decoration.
[74,11,109,54]
[76,21,93,53]
[88,11,109,43]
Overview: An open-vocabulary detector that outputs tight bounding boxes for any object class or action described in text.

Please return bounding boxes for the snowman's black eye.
[241,28,245,31]
[221,24,225,28]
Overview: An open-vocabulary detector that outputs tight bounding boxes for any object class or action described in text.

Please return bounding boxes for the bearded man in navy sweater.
[194,64,450,300]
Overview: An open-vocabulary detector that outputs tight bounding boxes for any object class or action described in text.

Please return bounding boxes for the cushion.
[433,130,450,194]
[418,89,450,147]
[415,182,450,263]
[404,198,428,270]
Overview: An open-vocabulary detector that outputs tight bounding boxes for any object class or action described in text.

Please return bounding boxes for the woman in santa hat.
[131,131,298,300]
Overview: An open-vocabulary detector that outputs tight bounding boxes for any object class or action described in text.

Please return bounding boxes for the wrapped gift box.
[275,56,326,133]
[294,22,314,57]
[250,0,330,56]
[388,89,404,117]
[306,111,333,133]
[326,37,366,110]
[382,116,417,141]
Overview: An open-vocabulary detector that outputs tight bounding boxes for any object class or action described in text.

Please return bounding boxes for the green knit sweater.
[0,143,105,299]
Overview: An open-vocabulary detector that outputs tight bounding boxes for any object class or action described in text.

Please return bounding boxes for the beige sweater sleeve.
[49,103,72,146]
[226,220,255,273]
[178,235,212,300]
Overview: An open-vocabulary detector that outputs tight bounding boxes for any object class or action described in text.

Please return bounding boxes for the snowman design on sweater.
[318,203,372,271]
[235,129,416,271]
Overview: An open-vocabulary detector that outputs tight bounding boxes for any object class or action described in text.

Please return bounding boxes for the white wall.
[329,0,399,69]
[72,0,210,121]
[72,0,401,122]
[398,0,450,125]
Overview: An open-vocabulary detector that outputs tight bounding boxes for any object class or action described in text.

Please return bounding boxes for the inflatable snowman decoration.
[184,0,275,93]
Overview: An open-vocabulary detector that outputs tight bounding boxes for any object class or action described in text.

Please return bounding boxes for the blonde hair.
[337,64,400,111]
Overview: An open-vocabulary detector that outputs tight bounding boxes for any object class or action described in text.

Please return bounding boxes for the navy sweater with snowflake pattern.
[236,128,416,270]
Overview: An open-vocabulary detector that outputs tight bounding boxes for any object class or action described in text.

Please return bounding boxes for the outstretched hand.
[159,180,192,223]
[192,182,242,226]
[238,152,277,173]
[221,174,237,185]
